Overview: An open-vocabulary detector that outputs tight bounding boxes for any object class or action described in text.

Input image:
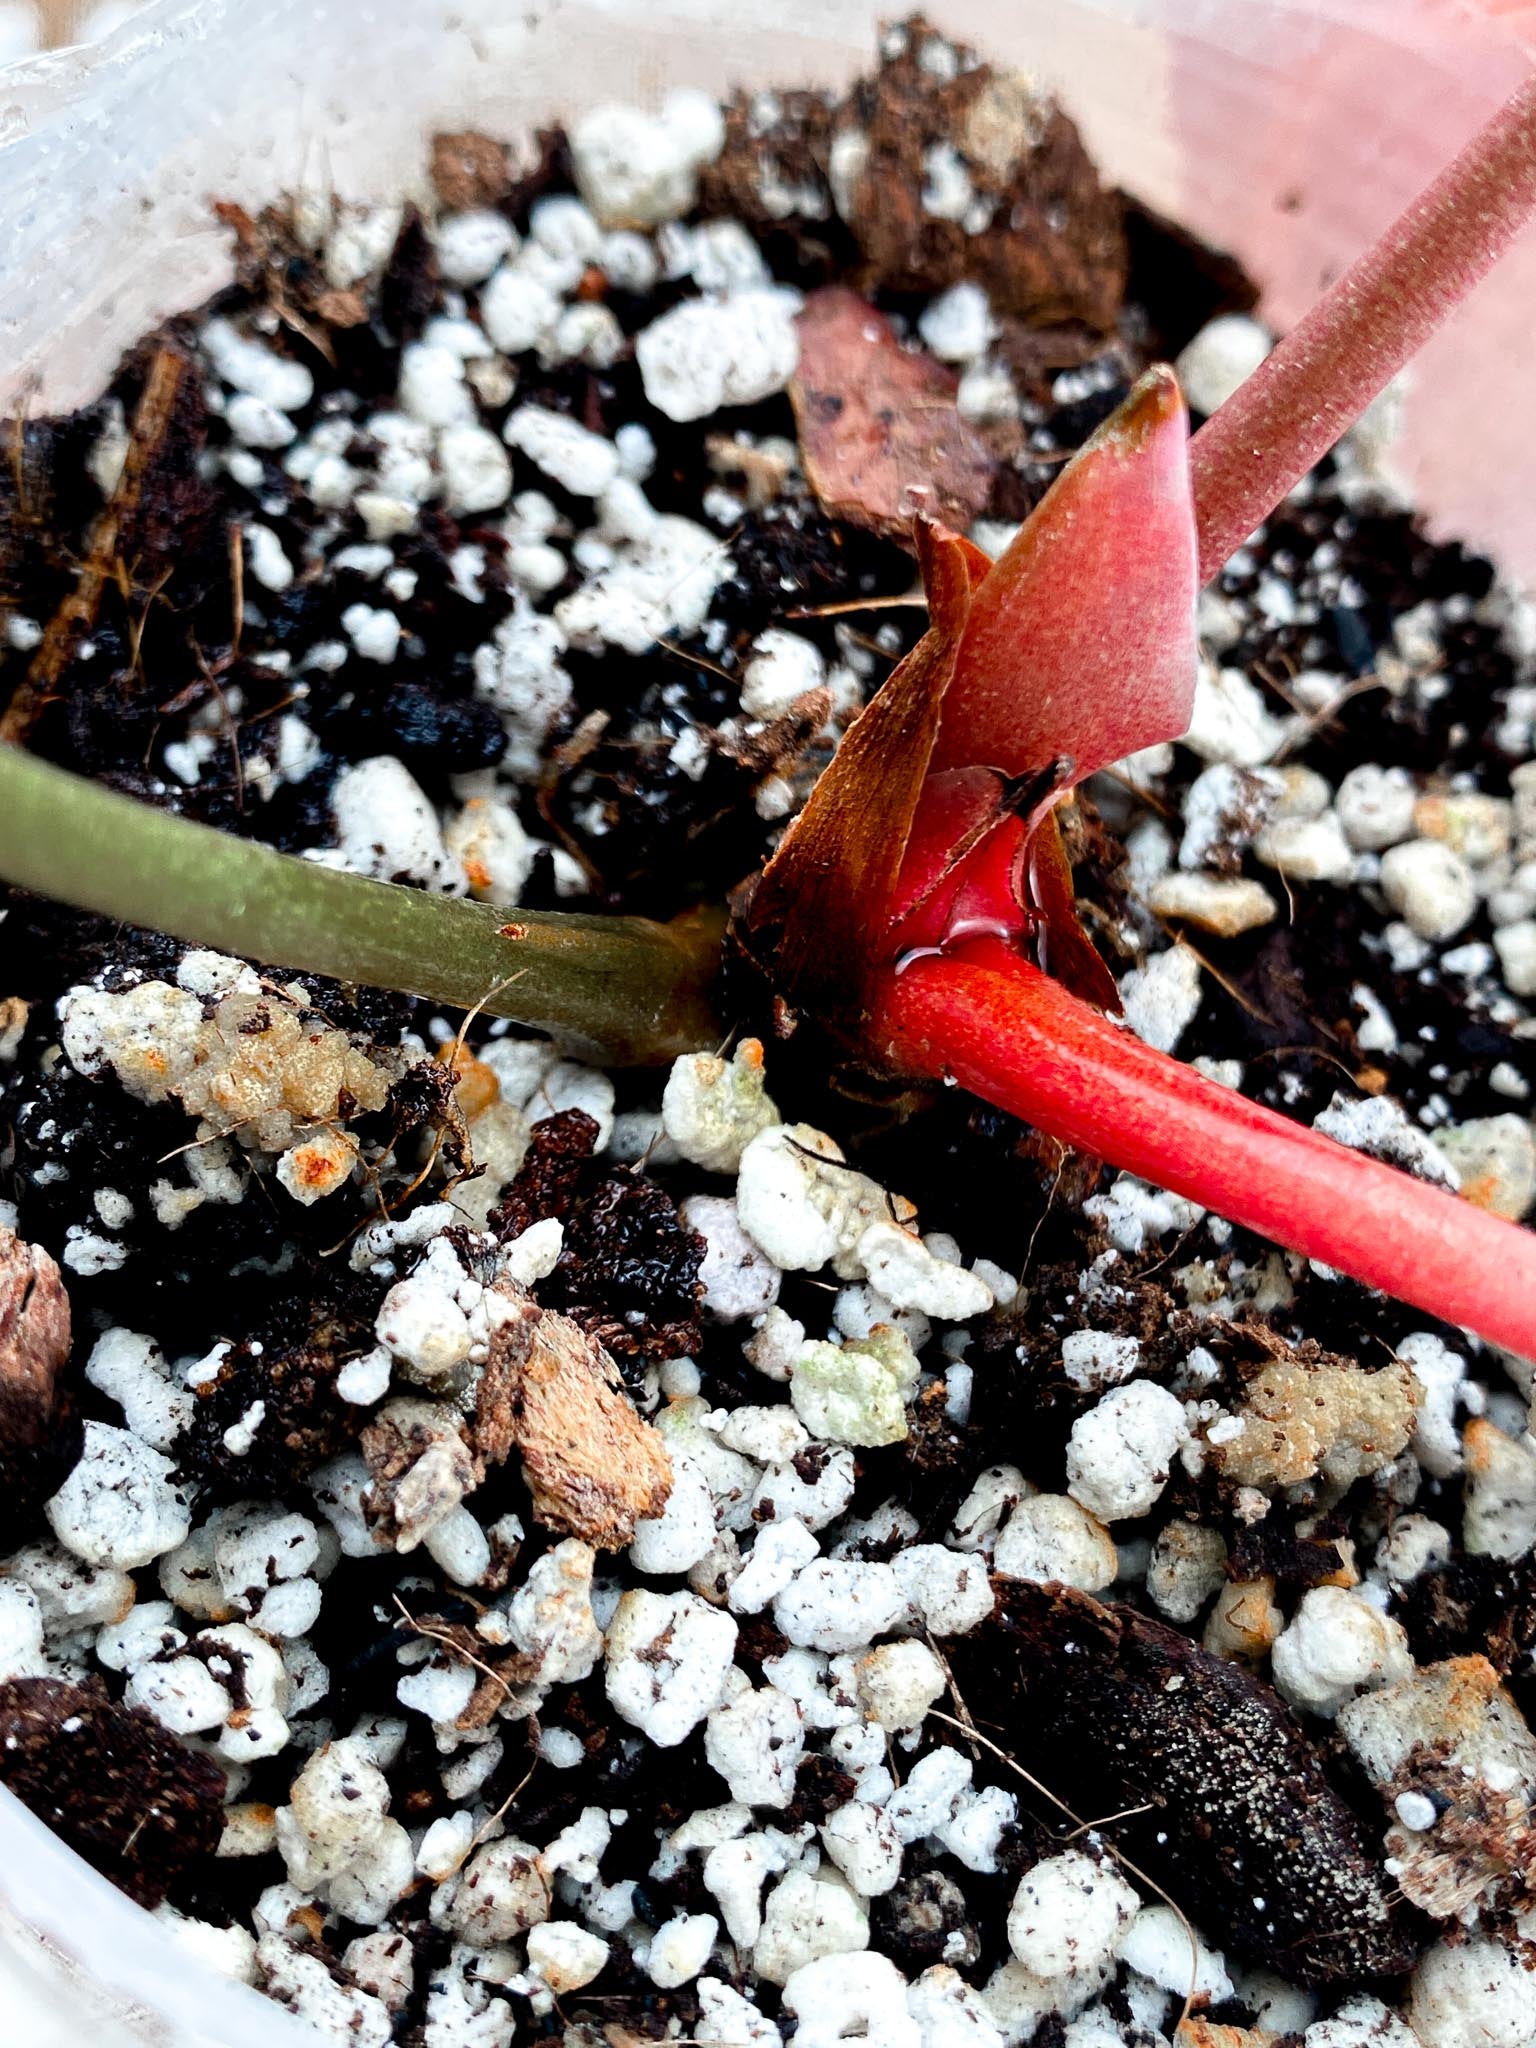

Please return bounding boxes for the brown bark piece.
[944,1579,1424,1985]
[838,28,1126,328]
[362,1398,483,1551]
[790,288,996,540]
[0,1677,225,1907]
[0,1223,80,1538]
[699,21,1126,331]
[430,131,513,211]
[472,1277,544,1469]
[481,1303,672,1548]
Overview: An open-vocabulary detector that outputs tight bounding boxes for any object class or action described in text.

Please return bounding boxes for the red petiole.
[1189,73,1536,583]
[875,938,1536,1360]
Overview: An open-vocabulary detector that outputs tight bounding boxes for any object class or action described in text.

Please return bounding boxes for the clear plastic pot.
[0,1,1532,2039]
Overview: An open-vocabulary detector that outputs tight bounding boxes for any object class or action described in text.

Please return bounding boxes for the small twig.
[2,344,190,745]
[461,1735,542,1867]
[392,1595,513,1703]
[786,589,928,620]
[1062,1801,1155,1842]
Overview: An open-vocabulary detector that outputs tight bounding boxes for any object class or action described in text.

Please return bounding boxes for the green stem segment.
[0,748,722,1065]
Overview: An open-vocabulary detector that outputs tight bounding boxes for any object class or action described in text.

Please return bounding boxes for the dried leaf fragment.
[744,521,982,1023]
[477,1299,672,1548]
[1340,1655,1536,1920]
[790,287,997,539]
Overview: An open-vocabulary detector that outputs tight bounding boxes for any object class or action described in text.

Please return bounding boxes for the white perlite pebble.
[85,1328,193,1452]
[1336,764,1418,850]
[11,1542,134,1630]
[682,1194,782,1321]
[1060,1330,1142,1393]
[783,1951,921,2048]
[753,1869,869,1987]
[1147,872,1279,937]
[645,1911,719,1988]
[636,291,800,424]
[1066,1382,1189,1523]
[126,1652,233,1736]
[276,1735,393,1891]
[0,1583,46,1683]
[1409,1937,1536,2048]
[1119,945,1202,1053]
[919,282,998,363]
[504,404,619,497]
[1379,838,1477,941]
[1304,1995,1420,2048]
[994,1494,1118,1592]
[663,1041,779,1173]
[46,1421,192,1569]
[858,1221,994,1319]
[331,755,458,890]
[908,1966,1007,2048]
[258,1938,393,2046]
[820,1801,904,1896]
[570,90,725,228]
[1119,1904,1232,2003]
[555,509,724,655]
[774,1559,907,1653]
[1312,1093,1458,1189]
[605,1589,737,1746]
[938,1787,1019,1878]
[706,1684,805,1806]
[892,1543,995,1636]
[729,1518,821,1615]
[479,265,561,355]
[1254,811,1354,884]
[435,1835,551,1948]
[1494,919,1536,996]
[853,1638,946,1729]
[887,1747,974,1842]
[1175,315,1272,415]
[1006,1849,1138,1980]
[741,628,826,718]
[1270,1586,1414,1718]
[696,1978,780,2047]
[525,1919,609,1995]
[203,317,314,412]
[629,1455,718,1575]
[1147,1520,1228,1623]
[438,422,513,514]
[434,208,518,284]
[1397,1329,1468,1479]
[1183,663,1286,767]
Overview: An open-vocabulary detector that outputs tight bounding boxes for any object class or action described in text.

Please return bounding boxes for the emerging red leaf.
[789,286,998,539]
[930,364,1199,786]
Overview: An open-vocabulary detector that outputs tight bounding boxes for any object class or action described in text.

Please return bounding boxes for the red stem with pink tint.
[1190,73,1536,585]
[875,936,1536,1359]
